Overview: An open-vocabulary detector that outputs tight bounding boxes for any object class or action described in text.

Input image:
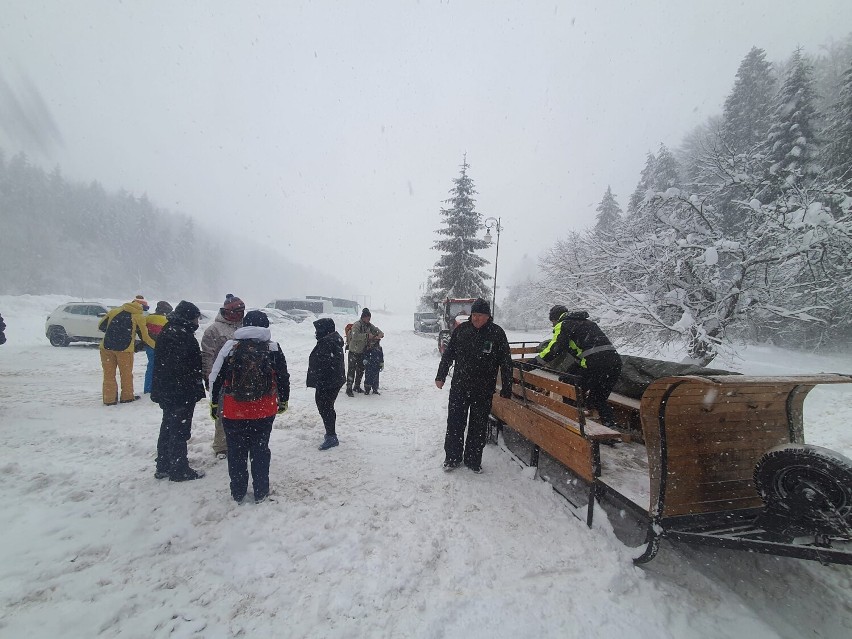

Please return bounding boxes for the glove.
[209,402,218,420]
[500,387,513,399]
[277,401,288,414]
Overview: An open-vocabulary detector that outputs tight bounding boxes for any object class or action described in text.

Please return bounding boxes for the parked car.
[283,309,315,323]
[414,312,439,332]
[247,308,296,324]
[45,302,112,346]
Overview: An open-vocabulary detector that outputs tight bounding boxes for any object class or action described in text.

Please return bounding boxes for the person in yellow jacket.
[98,296,156,405]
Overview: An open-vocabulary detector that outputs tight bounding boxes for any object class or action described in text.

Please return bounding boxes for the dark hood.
[314,317,336,339]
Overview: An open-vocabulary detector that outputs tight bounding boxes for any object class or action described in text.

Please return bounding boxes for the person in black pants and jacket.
[151,301,207,481]
[535,305,622,429]
[307,317,346,451]
[435,298,513,473]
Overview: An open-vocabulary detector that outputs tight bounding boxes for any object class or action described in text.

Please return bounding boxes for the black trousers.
[156,402,195,475]
[222,417,274,502]
[346,352,365,388]
[444,385,493,468]
[315,387,341,436]
[572,353,623,428]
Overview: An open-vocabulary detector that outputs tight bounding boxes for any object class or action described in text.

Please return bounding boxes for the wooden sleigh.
[489,343,852,565]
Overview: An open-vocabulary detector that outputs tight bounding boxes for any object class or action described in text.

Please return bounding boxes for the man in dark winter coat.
[0,312,6,345]
[210,310,290,503]
[535,305,622,429]
[151,301,207,482]
[435,298,512,473]
[307,317,346,451]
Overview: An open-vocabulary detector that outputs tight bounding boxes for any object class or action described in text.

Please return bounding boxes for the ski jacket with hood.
[201,312,242,379]
[307,318,346,390]
[436,318,512,396]
[346,319,383,354]
[98,301,155,352]
[538,311,617,370]
[210,326,290,420]
[150,313,206,407]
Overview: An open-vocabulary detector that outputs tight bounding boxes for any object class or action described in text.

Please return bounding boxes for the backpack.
[228,340,274,402]
[103,311,134,351]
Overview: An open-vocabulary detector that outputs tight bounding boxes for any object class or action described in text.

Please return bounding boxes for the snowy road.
[1,296,851,638]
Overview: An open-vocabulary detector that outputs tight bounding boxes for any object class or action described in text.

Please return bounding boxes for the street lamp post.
[483,216,501,319]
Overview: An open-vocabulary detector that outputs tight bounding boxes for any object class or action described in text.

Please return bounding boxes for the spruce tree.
[594,186,622,234]
[767,48,821,186]
[431,156,491,300]
[627,151,656,214]
[824,58,852,183]
[720,47,776,155]
[652,143,681,190]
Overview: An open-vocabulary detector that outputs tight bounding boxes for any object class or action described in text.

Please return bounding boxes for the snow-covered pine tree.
[430,156,491,300]
[594,186,622,235]
[720,47,776,156]
[652,143,681,191]
[627,151,657,215]
[767,48,821,188]
[823,57,852,184]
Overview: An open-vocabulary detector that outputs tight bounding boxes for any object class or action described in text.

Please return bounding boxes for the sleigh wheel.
[754,444,852,537]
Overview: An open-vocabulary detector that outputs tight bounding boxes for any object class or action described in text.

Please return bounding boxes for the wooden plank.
[491,395,595,481]
[664,495,763,517]
[608,392,641,412]
[510,346,540,355]
[512,371,582,402]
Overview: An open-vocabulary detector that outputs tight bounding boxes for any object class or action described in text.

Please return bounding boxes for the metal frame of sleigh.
[489,344,852,565]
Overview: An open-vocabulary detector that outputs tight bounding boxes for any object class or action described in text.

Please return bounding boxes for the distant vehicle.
[437,297,477,353]
[305,295,360,315]
[266,298,333,315]
[414,312,439,333]
[283,309,315,322]
[45,302,111,347]
[248,308,296,324]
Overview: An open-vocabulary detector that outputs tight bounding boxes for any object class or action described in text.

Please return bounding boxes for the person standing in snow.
[0,312,6,345]
[345,308,383,396]
[533,305,622,429]
[143,301,172,395]
[210,310,290,503]
[98,296,155,404]
[306,317,346,451]
[363,339,384,395]
[201,294,245,459]
[151,301,207,482]
[435,298,513,473]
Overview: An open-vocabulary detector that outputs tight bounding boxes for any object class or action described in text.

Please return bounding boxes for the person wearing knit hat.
[201,294,246,458]
[344,308,384,396]
[150,300,206,481]
[435,298,513,474]
[97,297,156,405]
[143,300,173,395]
[134,295,150,312]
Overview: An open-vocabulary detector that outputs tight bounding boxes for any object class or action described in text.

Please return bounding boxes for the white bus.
[265,298,334,314]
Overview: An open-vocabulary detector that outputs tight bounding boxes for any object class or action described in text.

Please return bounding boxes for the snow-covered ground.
[1,294,851,639]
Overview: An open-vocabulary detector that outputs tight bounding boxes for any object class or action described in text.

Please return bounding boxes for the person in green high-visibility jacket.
[535,305,622,429]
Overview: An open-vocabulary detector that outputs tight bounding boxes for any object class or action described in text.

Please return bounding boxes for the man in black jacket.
[307,317,346,451]
[435,298,512,473]
[151,301,207,481]
[535,305,622,429]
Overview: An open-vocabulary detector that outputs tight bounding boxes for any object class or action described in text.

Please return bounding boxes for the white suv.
[45,302,112,346]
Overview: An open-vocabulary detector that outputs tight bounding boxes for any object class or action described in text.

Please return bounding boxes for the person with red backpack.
[209,310,290,503]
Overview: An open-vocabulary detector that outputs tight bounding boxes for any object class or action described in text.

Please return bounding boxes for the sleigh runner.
[490,343,852,565]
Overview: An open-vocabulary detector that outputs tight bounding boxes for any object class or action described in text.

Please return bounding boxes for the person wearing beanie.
[150,300,206,481]
[307,317,346,450]
[534,305,622,429]
[344,307,383,397]
[210,310,290,503]
[143,301,173,394]
[97,297,156,404]
[134,295,150,311]
[201,293,245,458]
[435,298,512,473]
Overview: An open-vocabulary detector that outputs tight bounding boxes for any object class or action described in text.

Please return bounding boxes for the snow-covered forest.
[0,150,345,303]
[498,40,852,363]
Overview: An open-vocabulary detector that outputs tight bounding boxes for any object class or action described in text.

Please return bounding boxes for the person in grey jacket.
[201,294,245,457]
[344,308,383,396]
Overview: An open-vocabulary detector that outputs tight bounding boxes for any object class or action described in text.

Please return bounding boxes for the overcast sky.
[2,1,851,313]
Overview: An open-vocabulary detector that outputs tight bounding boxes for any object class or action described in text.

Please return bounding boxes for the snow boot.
[345,386,354,397]
[354,386,364,393]
[319,435,339,451]
[443,459,461,471]
[169,468,205,482]
[364,386,372,395]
